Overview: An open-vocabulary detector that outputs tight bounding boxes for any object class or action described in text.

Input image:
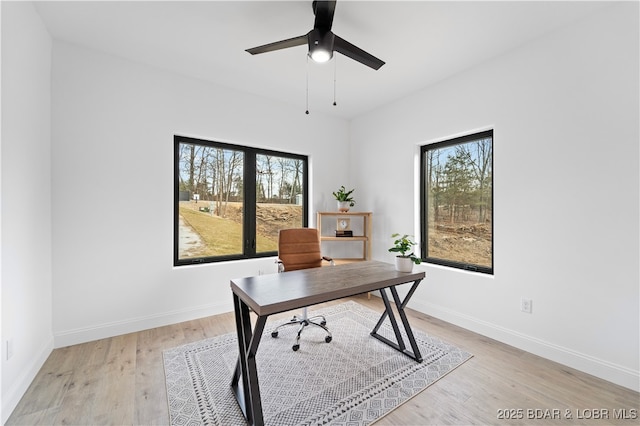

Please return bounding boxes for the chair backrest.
[278,228,323,271]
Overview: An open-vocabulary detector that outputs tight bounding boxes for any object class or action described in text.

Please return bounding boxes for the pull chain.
[333,55,337,106]
[305,54,338,113]
[305,56,310,115]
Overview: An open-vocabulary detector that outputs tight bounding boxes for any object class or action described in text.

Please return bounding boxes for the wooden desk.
[230,260,425,426]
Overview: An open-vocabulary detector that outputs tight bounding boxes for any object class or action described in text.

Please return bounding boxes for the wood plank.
[316,211,373,216]
[134,324,183,425]
[231,260,424,315]
[7,295,639,425]
[50,334,138,425]
[6,345,80,419]
[320,236,368,241]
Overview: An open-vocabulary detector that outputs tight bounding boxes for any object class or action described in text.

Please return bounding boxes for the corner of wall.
[411,298,640,392]
[1,338,54,424]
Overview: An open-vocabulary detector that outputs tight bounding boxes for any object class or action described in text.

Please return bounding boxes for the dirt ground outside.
[428,223,492,268]
[180,201,491,266]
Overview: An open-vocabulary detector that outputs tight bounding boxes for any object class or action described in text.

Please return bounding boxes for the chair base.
[270,314,332,351]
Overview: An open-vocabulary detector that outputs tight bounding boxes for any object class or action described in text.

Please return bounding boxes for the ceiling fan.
[246,0,385,70]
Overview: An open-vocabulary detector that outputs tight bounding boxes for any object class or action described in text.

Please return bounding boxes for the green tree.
[442,147,474,223]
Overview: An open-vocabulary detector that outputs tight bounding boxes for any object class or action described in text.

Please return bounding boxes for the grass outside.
[179,205,279,258]
[180,201,490,266]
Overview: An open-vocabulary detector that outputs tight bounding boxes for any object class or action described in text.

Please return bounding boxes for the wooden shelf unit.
[317,211,372,263]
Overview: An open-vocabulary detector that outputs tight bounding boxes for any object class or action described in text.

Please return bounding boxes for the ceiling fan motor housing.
[308,28,335,62]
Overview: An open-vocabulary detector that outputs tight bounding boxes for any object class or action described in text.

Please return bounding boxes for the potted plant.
[332,185,356,212]
[389,233,421,272]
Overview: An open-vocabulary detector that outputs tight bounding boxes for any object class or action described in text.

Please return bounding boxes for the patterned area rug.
[163,301,472,426]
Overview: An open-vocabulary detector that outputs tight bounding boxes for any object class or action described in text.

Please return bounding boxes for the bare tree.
[257,155,276,201]
[291,159,303,204]
[224,151,241,208]
[277,157,290,202]
[210,148,226,216]
[178,143,197,196]
[462,139,492,223]
[426,149,443,225]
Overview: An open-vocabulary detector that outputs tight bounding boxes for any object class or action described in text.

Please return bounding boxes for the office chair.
[271,228,334,351]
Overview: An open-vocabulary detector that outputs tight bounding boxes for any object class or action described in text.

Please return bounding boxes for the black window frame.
[174,135,308,266]
[419,130,494,274]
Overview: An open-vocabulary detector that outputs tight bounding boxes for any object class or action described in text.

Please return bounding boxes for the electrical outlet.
[258,269,264,276]
[521,298,533,314]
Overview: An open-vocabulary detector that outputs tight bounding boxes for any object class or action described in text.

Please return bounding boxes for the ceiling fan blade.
[246,34,308,55]
[333,35,385,70]
[313,0,336,31]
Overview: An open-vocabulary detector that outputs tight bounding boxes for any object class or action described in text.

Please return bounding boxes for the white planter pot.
[337,201,350,212]
[395,256,414,273]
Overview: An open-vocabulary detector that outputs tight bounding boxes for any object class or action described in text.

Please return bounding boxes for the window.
[420,130,493,274]
[174,135,308,265]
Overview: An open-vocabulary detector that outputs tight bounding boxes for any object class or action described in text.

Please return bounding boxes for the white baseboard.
[2,337,54,425]
[410,299,640,392]
[46,297,640,393]
[53,300,233,348]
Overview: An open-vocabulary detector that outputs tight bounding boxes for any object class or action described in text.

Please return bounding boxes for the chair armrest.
[276,257,334,272]
[322,256,335,266]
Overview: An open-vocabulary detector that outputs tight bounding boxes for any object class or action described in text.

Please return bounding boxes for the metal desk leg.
[389,285,422,361]
[230,293,267,426]
[370,279,423,362]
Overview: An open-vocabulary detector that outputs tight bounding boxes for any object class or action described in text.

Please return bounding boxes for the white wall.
[2,3,637,422]
[50,41,351,347]
[350,3,639,391]
[1,2,54,421]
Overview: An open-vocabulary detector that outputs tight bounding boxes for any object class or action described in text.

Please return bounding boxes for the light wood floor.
[7,294,639,425]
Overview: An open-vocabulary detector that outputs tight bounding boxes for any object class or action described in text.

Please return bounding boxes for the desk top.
[230,260,425,316]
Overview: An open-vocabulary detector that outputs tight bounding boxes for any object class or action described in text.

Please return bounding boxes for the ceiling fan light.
[310,48,332,63]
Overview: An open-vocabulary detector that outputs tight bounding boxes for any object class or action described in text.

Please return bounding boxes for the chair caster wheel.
[292,344,300,351]
[325,336,332,343]
[271,331,278,338]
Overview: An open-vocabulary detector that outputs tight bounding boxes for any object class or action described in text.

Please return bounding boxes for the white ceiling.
[34,1,611,119]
